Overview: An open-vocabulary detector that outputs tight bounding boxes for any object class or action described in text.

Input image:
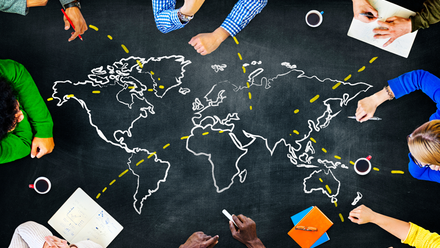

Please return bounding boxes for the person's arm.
[348,205,411,241]
[188,0,267,55]
[8,221,53,248]
[352,0,379,23]
[403,222,440,248]
[408,153,440,183]
[179,232,219,248]
[229,214,265,248]
[0,112,33,164]
[0,0,29,15]
[59,0,87,41]
[152,0,186,33]
[411,0,440,31]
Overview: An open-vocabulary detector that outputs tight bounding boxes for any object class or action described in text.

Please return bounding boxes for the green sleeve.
[410,0,440,31]
[0,59,53,138]
[402,222,440,248]
[0,112,32,164]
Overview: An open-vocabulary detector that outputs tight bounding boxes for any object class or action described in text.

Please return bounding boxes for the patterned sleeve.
[151,0,186,33]
[220,0,268,37]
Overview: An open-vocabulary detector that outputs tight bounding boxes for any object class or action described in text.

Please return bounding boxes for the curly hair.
[0,76,19,140]
[408,120,440,165]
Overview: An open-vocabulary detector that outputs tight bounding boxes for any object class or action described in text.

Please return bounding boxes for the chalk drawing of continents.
[187,62,372,197]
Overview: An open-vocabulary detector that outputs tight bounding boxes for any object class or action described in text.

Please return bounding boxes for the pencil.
[61,8,83,41]
[348,116,382,121]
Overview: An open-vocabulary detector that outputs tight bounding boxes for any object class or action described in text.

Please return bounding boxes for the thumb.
[385,16,397,22]
[228,221,237,234]
[63,17,70,30]
[383,38,395,47]
[31,142,38,158]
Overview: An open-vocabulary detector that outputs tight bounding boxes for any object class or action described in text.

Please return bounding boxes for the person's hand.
[44,236,69,248]
[64,7,88,42]
[430,165,440,171]
[188,27,230,55]
[26,0,48,7]
[229,215,265,248]
[31,137,54,158]
[352,0,379,23]
[180,0,206,16]
[348,205,377,224]
[374,16,412,47]
[355,95,379,122]
[179,232,219,248]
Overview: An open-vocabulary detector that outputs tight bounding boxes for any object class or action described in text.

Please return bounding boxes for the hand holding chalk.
[356,86,395,122]
[179,232,219,248]
[229,214,266,248]
[348,204,376,224]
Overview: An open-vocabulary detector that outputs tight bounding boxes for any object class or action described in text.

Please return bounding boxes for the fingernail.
[31,154,35,158]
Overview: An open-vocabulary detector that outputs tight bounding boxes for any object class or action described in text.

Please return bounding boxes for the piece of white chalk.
[222,209,238,227]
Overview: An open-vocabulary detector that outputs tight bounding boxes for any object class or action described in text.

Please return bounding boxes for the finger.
[63,17,70,30]
[197,48,205,54]
[377,20,391,28]
[385,16,397,22]
[36,147,47,159]
[383,38,395,47]
[229,221,238,234]
[205,235,219,248]
[44,236,56,246]
[69,30,80,42]
[348,216,359,223]
[31,142,38,158]
[232,215,244,229]
[374,34,391,39]
[373,28,390,35]
[369,8,379,17]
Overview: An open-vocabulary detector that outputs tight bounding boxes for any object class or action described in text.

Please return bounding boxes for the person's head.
[0,77,20,139]
[408,120,440,166]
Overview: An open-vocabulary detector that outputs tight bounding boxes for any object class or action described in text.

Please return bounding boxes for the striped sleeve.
[152,0,186,33]
[8,221,52,248]
[220,0,267,37]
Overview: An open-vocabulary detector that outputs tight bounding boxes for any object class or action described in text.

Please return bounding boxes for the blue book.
[290,206,330,248]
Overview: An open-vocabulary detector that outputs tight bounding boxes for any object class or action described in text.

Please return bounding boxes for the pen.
[348,116,382,121]
[359,13,382,19]
[61,9,83,41]
[295,226,318,231]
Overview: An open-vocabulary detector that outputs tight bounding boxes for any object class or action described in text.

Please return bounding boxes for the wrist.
[63,0,80,10]
[213,27,230,42]
[246,238,264,248]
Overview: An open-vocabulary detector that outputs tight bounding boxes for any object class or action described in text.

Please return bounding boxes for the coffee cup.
[305,10,324,28]
[354,155,372,175]
[29,177,51,194]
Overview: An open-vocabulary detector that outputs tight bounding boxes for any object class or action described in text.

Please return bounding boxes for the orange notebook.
[287,206,333,248]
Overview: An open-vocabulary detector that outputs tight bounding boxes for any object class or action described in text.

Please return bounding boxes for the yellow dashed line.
[238,53,242,60]
[322,148,327,153]
[246,82,250,88]
[181,136,189,140]
[102,187,107,193]
[148,152,156,159]
[233,37,239,44]
[242,66,246,73]
[250,106,253,110]
[334,155,341,160]
[136,159,144,166]
[159,85,164,89]
[339,213,344,222]
[158,78,161,81]
[89,25,98,31]
[202,132,209,135]
[248,92,252,99]
[128,86,135,89]
[219,130,224,133]
[373,167,379,171]
[150,71,155,75]
[310,95,320,103]
[92,91,100,94]
[332,82,341,90]
[334,202,338,207]
[107,35,113,40]
[67,94,74,98]
[109,179,116,185]
[369,57,378,63]
[310,138,316,143]
[391,170,404,174]
[294,109,299,114]
[121,44,129,53]
[148,89,154,92]
[136,60,143,68]
[325,185,332,194]
[344,75,352,81]
[319,178,323,182]
[163,144,170,149]
[350,161,355,165]
[119,169,129,177]
[47,98,53,101]
[293,130,299,135]
[358,66,366,72]
[96,193,101,199]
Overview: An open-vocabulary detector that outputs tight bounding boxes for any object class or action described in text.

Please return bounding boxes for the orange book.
[287,206,333,248]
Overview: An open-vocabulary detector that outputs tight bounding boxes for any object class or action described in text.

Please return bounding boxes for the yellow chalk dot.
[391,170,404,174]
[181,136,189,140]
[322,148,327,153]
[248,92,252,99]
[96,193,101,199]
[219,130,224,133]
[350,161,355,165]
[373,167,379,171]
[119,169,129,177]
[202,132,209,135]
[47,98,53,101]
[109,179,116,185]
[92,91,100,94]
[102,187,107,193]
[293,130,299,135]
[159,85,164,89]
[121,44,129,53]
[332,82,341,90]
[294,109,299,114]
[148,152,156,159]
[128,86,135,89]
[369,57,378,63]
[242,66,246,73]
[150,71,155,75]
[233,36,239,45]
[163,144,170,149]
[334,201,338,207]
[67,94,74,98]
[148,89,154,92]
[89,25,98,31]
[325,185,332,194]
[246,82,250,88]
[158,78,161,81]
[310,95,320,103]
[358,66,366,72]
[334,155,341,160]
[344,74,352,81]
[339,213,344,222]
[310,138,316,143]
[319,178,323,182]
[136,60,143,68]
[136,159,144,166]
[250,106,253,110]
[107,35,113,40]
[238,53,242,60]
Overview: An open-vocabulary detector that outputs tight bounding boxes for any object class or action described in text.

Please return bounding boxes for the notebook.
[290,206,330,248]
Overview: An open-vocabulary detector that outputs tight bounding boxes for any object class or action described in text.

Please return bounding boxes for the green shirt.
[411,0,440,32]
[0,59,53,164]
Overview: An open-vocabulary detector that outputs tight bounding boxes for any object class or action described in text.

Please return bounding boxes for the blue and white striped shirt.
[152,0,267,37]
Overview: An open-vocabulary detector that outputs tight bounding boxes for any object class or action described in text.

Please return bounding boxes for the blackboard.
[1,0,440,247]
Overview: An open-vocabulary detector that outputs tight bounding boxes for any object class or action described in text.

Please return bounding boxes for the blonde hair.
[408,120,440,165]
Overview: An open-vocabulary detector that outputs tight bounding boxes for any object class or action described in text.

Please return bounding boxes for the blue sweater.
[388,70,440,183]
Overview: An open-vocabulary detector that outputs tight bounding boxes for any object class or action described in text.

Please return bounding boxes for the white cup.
[305,10,324,28]
[354,156,372,176]
[29,177,51,194]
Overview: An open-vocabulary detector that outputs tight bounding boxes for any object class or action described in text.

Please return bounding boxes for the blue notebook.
[290,206,330,248]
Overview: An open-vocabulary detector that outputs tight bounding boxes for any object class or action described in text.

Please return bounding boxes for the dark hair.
[0,76,19,139]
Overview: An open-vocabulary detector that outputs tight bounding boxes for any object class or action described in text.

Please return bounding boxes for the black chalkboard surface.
[1,0,440,247]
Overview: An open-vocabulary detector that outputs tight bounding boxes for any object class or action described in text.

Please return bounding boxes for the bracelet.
[63,0,81,10]
[384,85,394,100]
